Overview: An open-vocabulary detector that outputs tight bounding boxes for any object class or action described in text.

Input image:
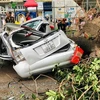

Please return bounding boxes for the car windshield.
[23,20,41,29]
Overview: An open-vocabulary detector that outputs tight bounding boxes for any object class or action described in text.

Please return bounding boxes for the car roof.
[21,17,49,25]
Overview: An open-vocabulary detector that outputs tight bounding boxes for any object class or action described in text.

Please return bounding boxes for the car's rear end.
[12,29,83,78]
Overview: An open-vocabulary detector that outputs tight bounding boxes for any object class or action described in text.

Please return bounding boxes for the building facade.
[0,0,98,19]
[0,0,24,14]
[0,0,52,18]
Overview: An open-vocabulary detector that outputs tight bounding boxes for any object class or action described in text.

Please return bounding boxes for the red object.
[26,16,31,21]
[84,33,89,39]
[71,46,84,64]
[25,33,32,37]
[50,25,54,30]
[24,0,38,7]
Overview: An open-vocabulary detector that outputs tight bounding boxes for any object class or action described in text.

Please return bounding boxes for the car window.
[23,20,41,29]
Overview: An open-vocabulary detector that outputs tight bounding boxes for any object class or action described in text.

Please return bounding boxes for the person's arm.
[12,17,15,23]
[11,17,15,23]
[5,17,8,23]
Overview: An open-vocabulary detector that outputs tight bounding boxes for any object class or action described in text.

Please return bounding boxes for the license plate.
[42,41,55,53]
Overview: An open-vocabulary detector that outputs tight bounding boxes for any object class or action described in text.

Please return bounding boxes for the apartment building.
[0,0,52,17]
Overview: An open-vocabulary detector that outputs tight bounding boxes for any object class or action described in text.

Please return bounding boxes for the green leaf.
[97,86,100,92]
[46,90,56,97]
[96,60,100,64]
[67,73,71,80]
[49,90,56,95]
[20,93,25,99]
[32,93,36,99]
[47,96,55,100]
[60,93,65,98]
[73,65,80,72]
[94,58,98,62]
[84,84,88,90]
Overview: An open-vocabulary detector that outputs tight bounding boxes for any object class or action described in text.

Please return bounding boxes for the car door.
[19,30,70,65]
[0,32,13,60]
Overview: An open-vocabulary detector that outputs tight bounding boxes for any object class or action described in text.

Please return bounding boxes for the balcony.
[0,0,10,3]
[0,0,23,3]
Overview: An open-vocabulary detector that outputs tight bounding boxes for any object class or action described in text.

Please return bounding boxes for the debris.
[8,96,15,100]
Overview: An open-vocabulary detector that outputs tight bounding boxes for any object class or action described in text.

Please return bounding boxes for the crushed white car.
[0,26,83,78]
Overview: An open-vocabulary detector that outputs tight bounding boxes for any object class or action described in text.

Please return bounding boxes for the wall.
[52,0,65,19]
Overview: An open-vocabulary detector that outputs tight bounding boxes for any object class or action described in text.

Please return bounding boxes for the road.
[0,61,58,100]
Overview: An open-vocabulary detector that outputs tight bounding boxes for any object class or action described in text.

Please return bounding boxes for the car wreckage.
[0,26,84,78]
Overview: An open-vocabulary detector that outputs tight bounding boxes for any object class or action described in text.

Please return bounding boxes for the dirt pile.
[92,17,100,27]
[80,17,100,57]
[80,17,100,43]
[70,17,100,57]
[82,21,99,37]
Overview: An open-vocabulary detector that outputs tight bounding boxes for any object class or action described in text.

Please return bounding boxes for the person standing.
[57,19,62,30]
[5,12,15,23]
[61,18,66,33]
[19,14,26,24]
[26,12,31,21]
[65,18,72,29]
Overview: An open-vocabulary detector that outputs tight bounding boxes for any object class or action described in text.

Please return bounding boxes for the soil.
[79,17,100,57]
[80,18,100,41]
[0,61,58,100]
[68,17,100,57]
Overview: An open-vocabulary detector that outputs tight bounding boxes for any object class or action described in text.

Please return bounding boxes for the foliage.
[10,2,17,9]
[46,90,65,100]
[46,58,100,100]
[32,93,36,99]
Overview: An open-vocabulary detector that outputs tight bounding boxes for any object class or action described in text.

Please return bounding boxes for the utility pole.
[52,0,56,29]
[64,0,65,18]
[23,0,27,12]
[10,1,17,19]
[86,0,89,11]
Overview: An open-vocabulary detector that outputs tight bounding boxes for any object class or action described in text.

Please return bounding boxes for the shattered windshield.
[23,20,41,29]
